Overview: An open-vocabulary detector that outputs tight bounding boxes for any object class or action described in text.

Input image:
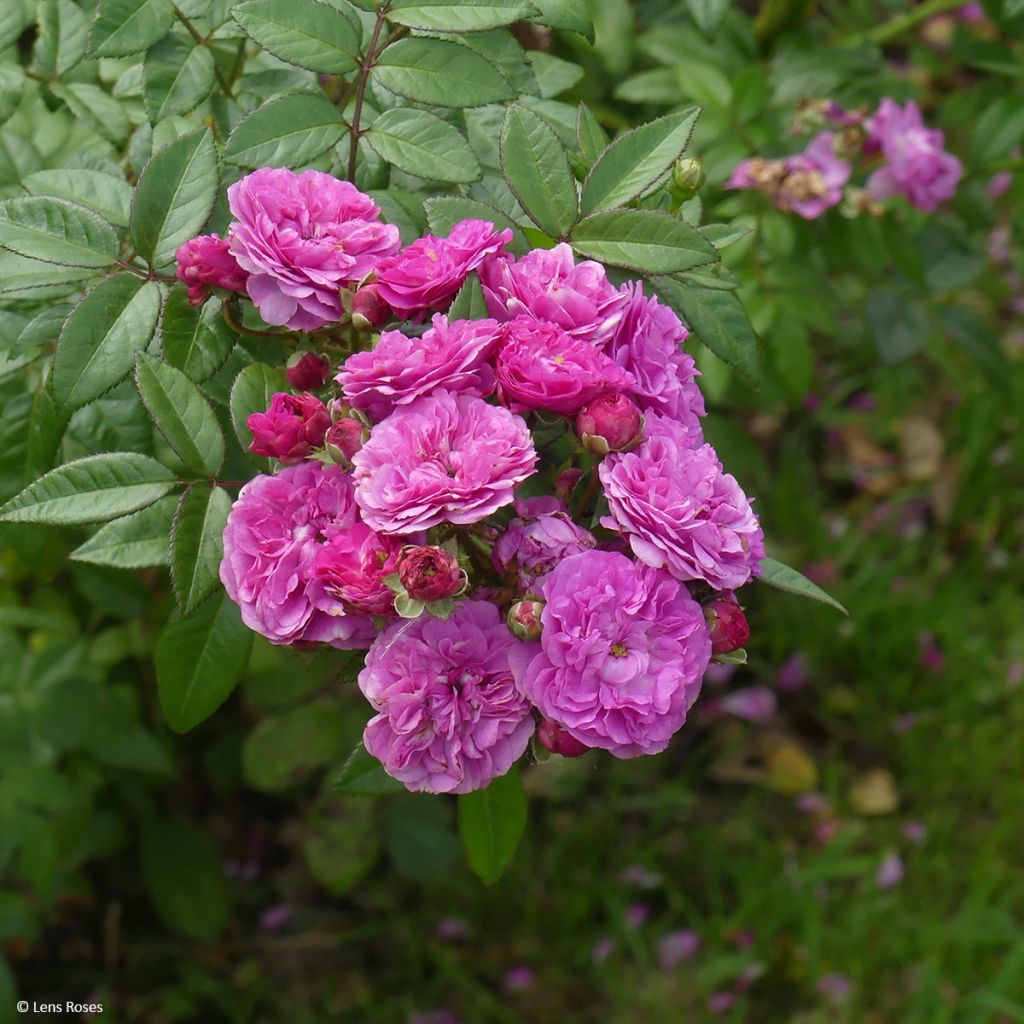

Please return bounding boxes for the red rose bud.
[397,546,466,602]
[246,392,330,463]
[507,598,543,641]
[324,417,367,468]
[537,717,590,758]
[554,467,584,504]
[704,592,750,655]
[351,283,391,330]
[577,392,645,455]
[175,233,248,306]
[286,350,331,391]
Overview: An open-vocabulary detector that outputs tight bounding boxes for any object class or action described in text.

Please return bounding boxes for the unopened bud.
[351,283,390,330]
[704,592,750,655]
[537,717,590,758]
[577,392,644,456]
[325,417,367,468]
[397,545,466,603]
[507,598,544,641]
[672,157,706,196]
[285,350,331,391]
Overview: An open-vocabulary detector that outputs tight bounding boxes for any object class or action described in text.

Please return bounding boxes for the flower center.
[610,642,628,657]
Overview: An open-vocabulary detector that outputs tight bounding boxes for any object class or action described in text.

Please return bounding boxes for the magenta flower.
[359,601,535,794]
[599,414,764,591]
[721,687,777,723]
[396,545,466,602]
[175,233,248,305]
[577,392,645,455]
[285,351,331,391]
[227,168,399,331]
[220,462,376,648]
[777,132,852,219]
[509,551,712,758]
[481,243,631,349]
[704,592,750,654]
[374,219,512,321]
[495,317,633,415]
[607,283,705,436]
[311,523,400,617]
[875,852,905,890]
[337,315,502,421]
[352,391,537,534]
[246,392,331,463]
[492,496,596,590]
[658,929,700,970]
[866,99,962,212]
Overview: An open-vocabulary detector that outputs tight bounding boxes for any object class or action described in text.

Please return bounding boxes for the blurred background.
[2,0,1023,1021]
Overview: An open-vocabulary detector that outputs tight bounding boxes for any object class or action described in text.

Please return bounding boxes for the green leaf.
[143,32,216,123]
[140,818,229,939]
[971,96,1024,165]
[500,104,577,238]
[0,196,120,269]
[162,287,236,381]
[759,557,848,616]
[305,797,379,894]
[229,361,286,465]
[448,272,488,320]
[131,128,218,269]
[365,108,481,183]
[457,767,527,884]
[27,385,68,478]
[32,0,88,78]
[0,5,33,51]
[22,169,133,229]
[652,276,760,386]
[90,0,175,57]
[53,275,163,413]
[170,483,231,611]
[156,589,253,733]
[70,496,177,568]
[576,101,608,168]
[232,0,360,74]
[866,288,929,363]
[387,0,539,32]
[223,92,345,168]
[686,0,732,36]
[423,195,526,250]
[48,83,131,147]
[581,108,700,215]
[332,742,405,796]
[243,701,348,792]
[373,38,514,108]
[529,0,594,39]
[134,352,225,476]
[0,453,176,526]
[570,209,717,273]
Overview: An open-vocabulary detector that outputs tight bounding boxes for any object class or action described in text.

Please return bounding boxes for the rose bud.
[537,717,590,758]
[175,233,248,306]
[507,597,544,641]
[576,392,645,455]
[554,467,584,504]
[286,350,331,391]
[672,156,706,196]
[324,417,367,468]
[397,545,466,602]
[704,592,750,655]
[351,283,391,330]
[246,392,331,463]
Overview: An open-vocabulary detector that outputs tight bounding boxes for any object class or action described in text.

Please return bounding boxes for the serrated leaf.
[162,287,236,381]
[387,0,539,32]
[758,557,848,616]
[332,742,406,796]
[70,495,178,568]
[33,0,88,78]
[48,82,132,147]
[365,108,480,183]
[229,361,286,466]
[53,274,163,413]
[27,385,68,478]
[143,32,215,122]
[131,128,218,268]
[373,38,514,108]
[570,209,716,273]
[576,102,607,166]
[156,589,253,732]
[529,0,593,38]
[223,92,345,168]
[22,169,133,229]
[232,0,359,73]
[135,352,225,476]
[0,5,33,51]
[90,0,175,57]
[581,108,700,215]
[243,701,348,792]
[170,482,230,611]
[0,196,120,269]
[448,273,487,320]
[500,104,577,238]
[687,0,732,36]
[457,767,527,884]
[423,195,526,250]
[651,275,760,386]
[0,452,176,525]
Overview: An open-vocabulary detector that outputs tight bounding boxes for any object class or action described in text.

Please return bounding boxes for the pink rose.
[175,233,248,305]
[246,392,331,463]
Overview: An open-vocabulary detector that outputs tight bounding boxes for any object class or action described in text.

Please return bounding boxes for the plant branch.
[347,7,392,183]
[842,0,966,46]
[221,299,294,340]
[171,4,236,98]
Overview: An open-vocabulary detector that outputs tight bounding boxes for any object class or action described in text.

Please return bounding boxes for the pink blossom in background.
[866,99,962,212]
[875,852,905,889]
[708,992,737,1014]
[246,391,331,463]
[436,917,473,941]
[591,937,616,963]
[495,317,634,415]
[817,973,854,1001]
[776,652,808,691]
[359,601,535,794]
[220,462,376,649]
[503,966,536,992]
[625,903,650,929]
[721,687,777,723]
[658,929,700,970]
[338,315,502,420]
[227,168,399,331]
[902,820,928,844]
[481,243,630,349]
[958,2,985,22]
[175,233,248,305]
[621,864,662,889]
[510,551,711,758]
[988,171,1013,199]
[777,132,852,219]
[259,904,292,933]
[352,390,537,534]
[374,219,512,321]
[917,631,945,674]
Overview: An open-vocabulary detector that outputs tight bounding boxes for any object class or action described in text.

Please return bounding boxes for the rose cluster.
[726,97,962,218]
[186,167,764,795]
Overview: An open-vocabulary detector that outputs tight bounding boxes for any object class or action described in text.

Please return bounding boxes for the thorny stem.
[171,4,236,99]
[221,298,294,340]
[347,7,394,182]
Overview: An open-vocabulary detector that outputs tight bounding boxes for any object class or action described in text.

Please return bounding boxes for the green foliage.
[458,768,528,884]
